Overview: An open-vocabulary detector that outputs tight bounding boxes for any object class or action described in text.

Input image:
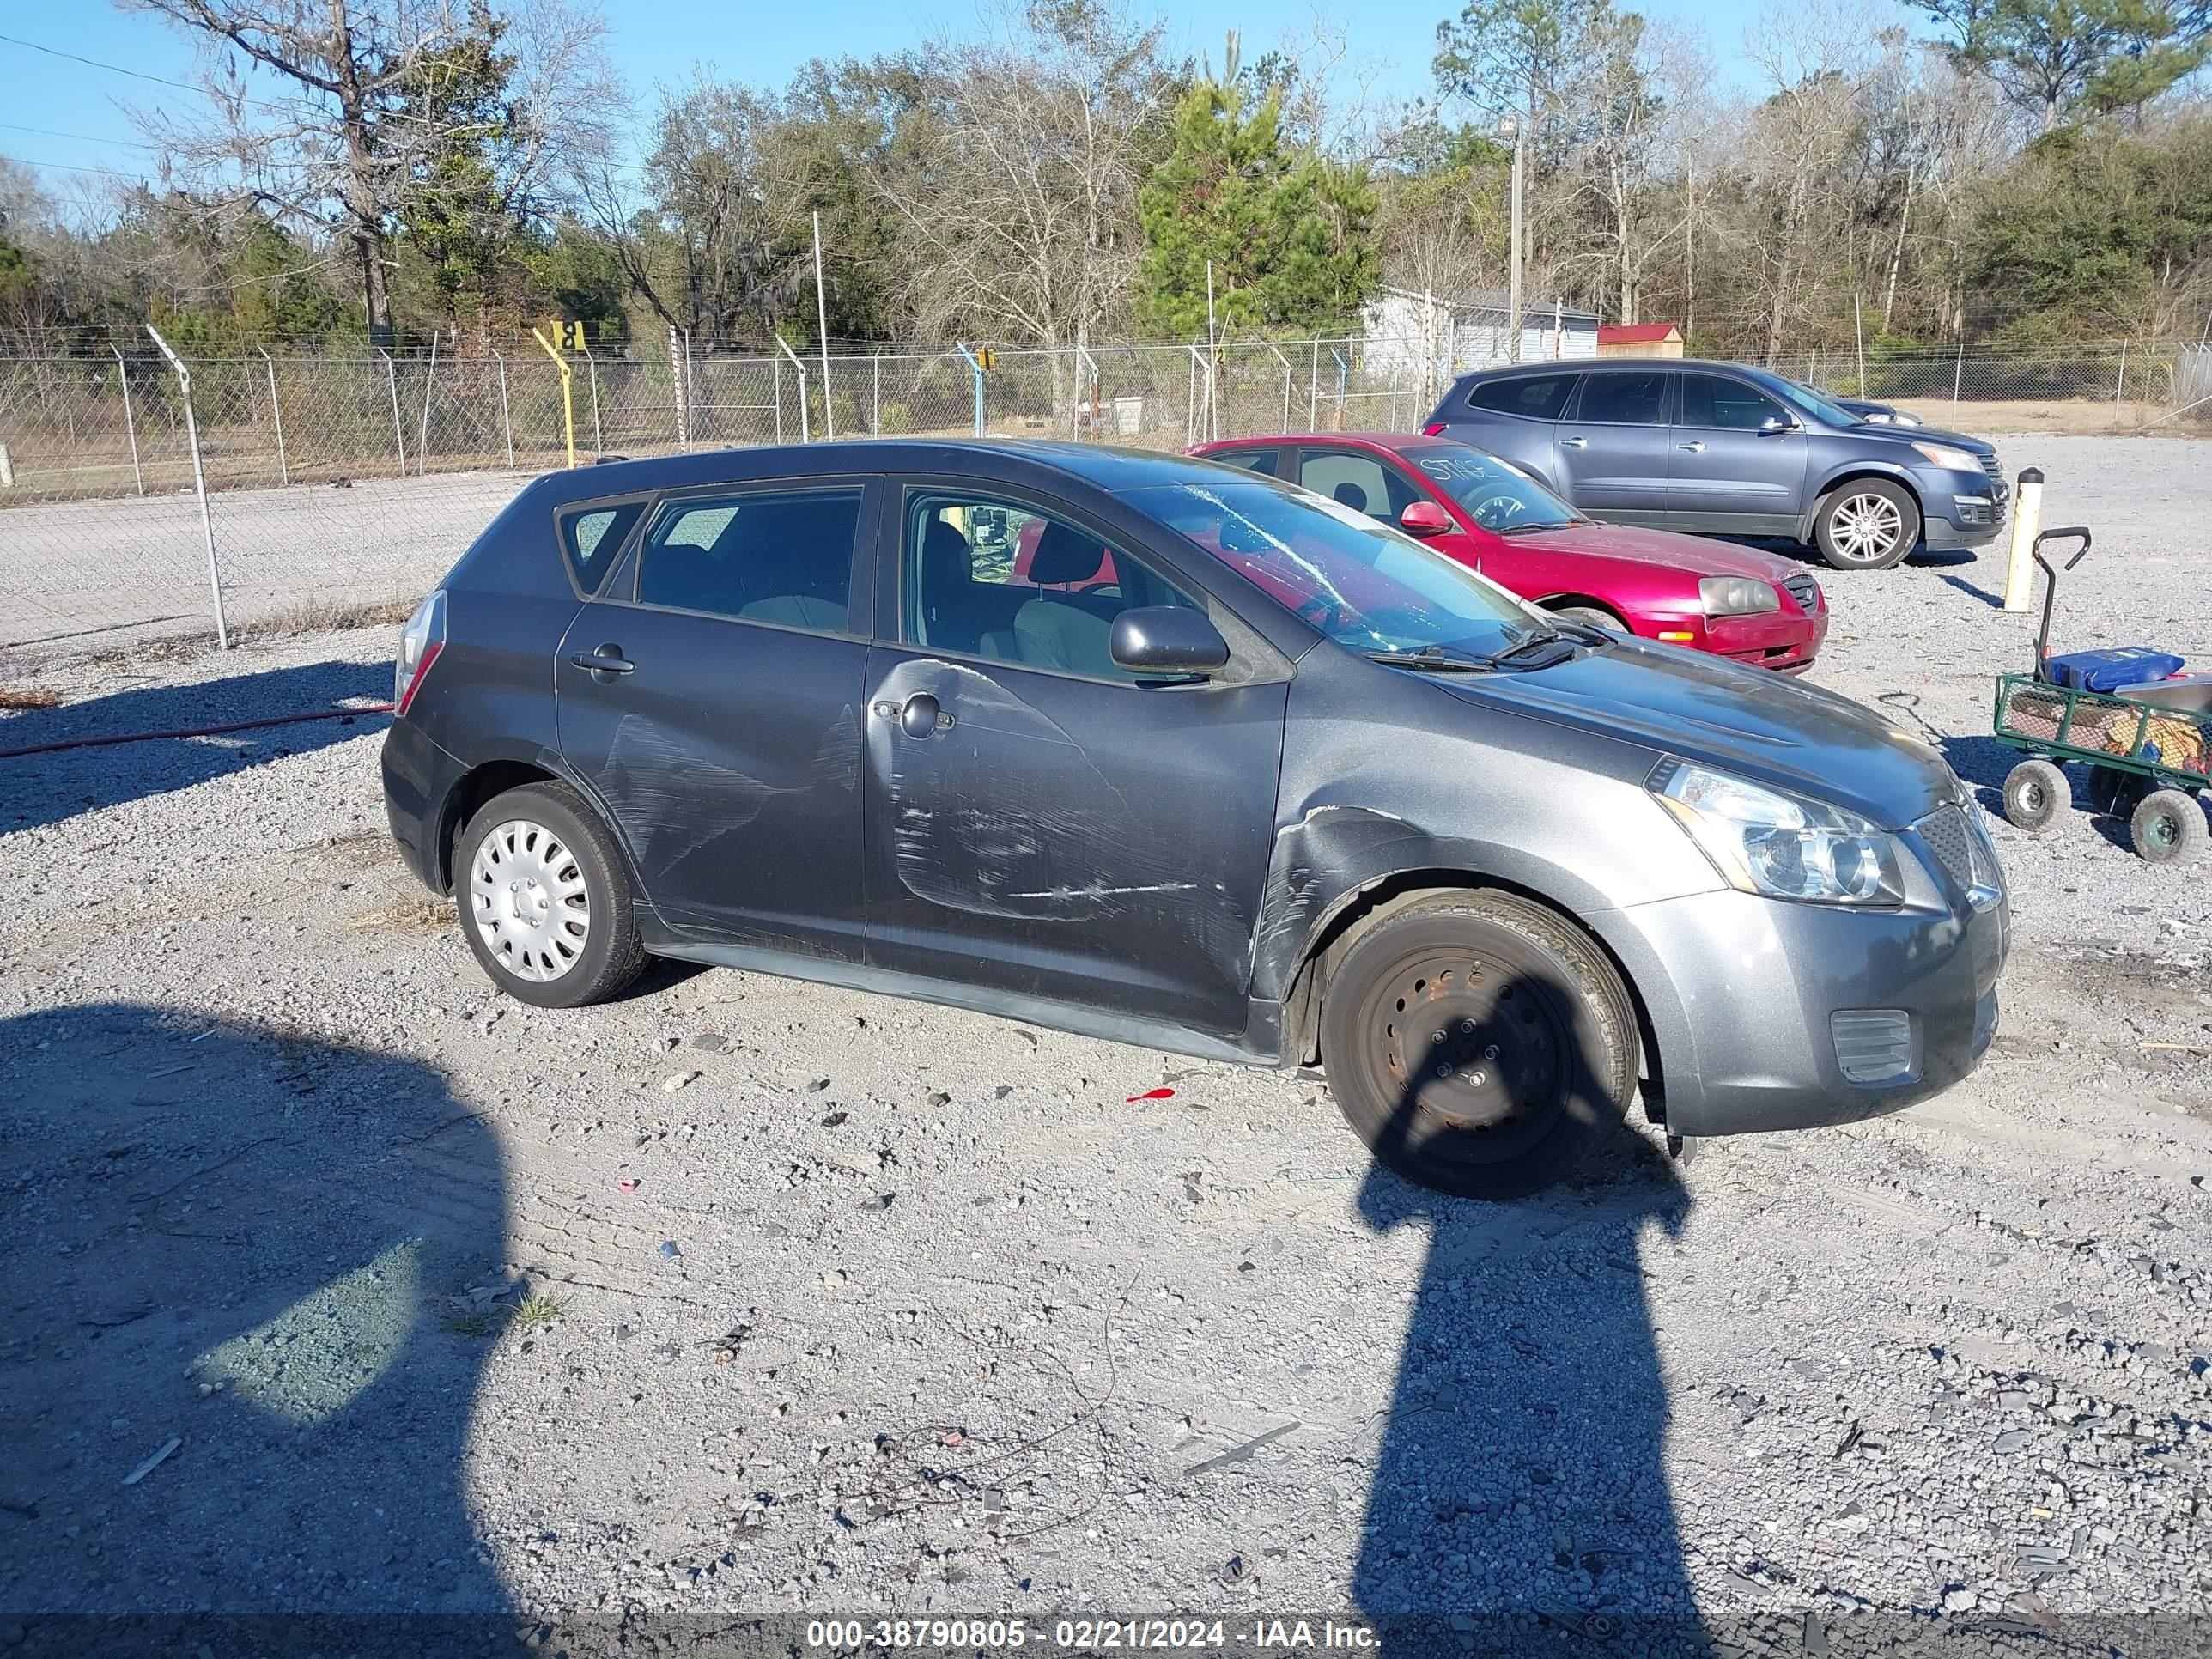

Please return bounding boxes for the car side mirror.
[1399,500,1452,538]
[1110,606,1230,677]
[1759,416,1800,435]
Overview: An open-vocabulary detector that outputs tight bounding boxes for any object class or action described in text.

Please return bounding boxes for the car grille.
[1915,805,1975,890]
[1980,451,2008,504]
[1780,573,1820,613]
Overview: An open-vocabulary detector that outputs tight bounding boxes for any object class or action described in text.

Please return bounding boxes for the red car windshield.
[1131,481,1532,659]
[1407,445,1581,532]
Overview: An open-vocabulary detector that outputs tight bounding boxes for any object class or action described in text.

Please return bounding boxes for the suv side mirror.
[1399,500,1453,538]
[1759,416,1801,435]
[1110,606,1230,676]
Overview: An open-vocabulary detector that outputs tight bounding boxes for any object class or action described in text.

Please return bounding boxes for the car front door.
[1554,368,1673,520]
[1300,445,1492,572]
[1668,371,1808,533]
[554,479,877,958]
[861,482,1289,1038]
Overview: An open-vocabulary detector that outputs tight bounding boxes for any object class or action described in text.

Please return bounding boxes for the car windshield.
[1765,373,1862,428]
[1131,479,1537,659]
[1405,444,1581,532]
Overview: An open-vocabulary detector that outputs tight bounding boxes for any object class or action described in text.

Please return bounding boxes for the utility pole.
[1504,114,1526,364]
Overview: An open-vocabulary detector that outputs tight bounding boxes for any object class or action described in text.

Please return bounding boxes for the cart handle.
[2033,526,2094,678]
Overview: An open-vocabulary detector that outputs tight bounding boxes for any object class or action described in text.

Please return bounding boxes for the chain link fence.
[3,331,2206,664]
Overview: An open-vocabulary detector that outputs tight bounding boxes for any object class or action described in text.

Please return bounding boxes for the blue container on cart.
[2043,647,2186,693]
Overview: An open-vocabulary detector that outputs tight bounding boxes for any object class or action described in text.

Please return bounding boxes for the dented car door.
[860,482,1288,1036]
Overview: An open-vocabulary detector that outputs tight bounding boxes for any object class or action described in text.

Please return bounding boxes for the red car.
[1189,434,1827,672]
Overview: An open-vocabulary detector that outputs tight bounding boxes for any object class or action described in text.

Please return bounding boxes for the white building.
[1360,286,1601,381]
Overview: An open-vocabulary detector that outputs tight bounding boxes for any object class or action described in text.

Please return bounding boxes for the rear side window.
[1297,451,1423,522]
[635,487,863,633]
[1577,371,1670,425]
[559,501,647,594]
[1217,448,1281,477]
[1465,374,1578,421]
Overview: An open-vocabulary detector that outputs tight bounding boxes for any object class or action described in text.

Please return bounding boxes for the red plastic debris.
[1125,1086,1176,1103]
[617,1177,640,1194]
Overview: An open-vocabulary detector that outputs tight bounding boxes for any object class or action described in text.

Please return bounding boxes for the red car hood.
[1508,523,1804,581]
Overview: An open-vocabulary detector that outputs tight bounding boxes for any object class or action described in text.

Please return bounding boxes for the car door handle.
[568,647,634,676]
[1677,441,1707,453]
[873,694,954,739]
[1561,437,1588,449]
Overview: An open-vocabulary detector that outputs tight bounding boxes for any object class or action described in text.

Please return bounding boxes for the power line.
[0,121,161,152]
[0,29,296,116]
[0,151,125,178]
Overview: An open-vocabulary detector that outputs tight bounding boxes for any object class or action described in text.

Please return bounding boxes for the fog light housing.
[1832,1009,1917,1085]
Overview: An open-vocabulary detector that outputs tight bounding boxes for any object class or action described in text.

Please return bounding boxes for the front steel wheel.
[456,781,647,1007]
[2002,759,2069,832]
[2130,788,2208,865]
[1320,891,1638,1197]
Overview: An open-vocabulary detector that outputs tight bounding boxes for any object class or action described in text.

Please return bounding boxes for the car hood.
[1437,638,1954,828]
[1504,523,1804,581]
[1852,421,1994,457]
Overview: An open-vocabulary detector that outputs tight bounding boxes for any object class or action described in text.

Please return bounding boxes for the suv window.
[559,501,647,595]
[1465,374,1578,421]
[1679,373,1785,431]
[1575,370,1669,425]
[635,487,862,631]
[905,492,1198,681]
[1297,450,1423,523]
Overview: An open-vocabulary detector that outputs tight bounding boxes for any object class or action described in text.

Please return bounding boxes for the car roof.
[522,437,1250,510]
[1196,432,1450,451]
[1458,358,1776,379]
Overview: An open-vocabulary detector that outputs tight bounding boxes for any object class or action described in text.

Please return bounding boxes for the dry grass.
[340,889,453,933]
[239,596,417,640]
[0,686,63,710]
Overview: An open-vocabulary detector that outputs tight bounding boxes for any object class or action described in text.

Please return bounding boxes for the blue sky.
[1,0,1771,205]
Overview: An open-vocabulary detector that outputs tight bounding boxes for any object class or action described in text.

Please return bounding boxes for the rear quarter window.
[1464,374,1580,421]
[559,501,648,594]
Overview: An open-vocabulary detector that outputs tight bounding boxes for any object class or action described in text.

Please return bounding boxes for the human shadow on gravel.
[0,1003,527,1656]
[1351,973,1701,1656]
[0,659,390,836]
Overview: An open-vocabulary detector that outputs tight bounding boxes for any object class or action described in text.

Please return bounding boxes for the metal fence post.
[379,348,405,472]
[669,326,688,451]
[146,325,228,651]
[1310,340,1320,429]
[490,348,514,468]
[1953,341,1964,423]
[775,336,811,443]
[1267,343,1293,435]
[956,343,986,437]
[258,347,288,485]
[2115,339,2128,405]
[582,345,604,456]
[111,343,144,495]
[872,349,882,435]
[1077,344,1100,440]
[417,331,438,475]
[1331,347,1349,431]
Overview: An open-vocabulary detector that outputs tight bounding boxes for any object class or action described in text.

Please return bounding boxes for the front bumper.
[1596,874,2008,1139]
[1919,466,2007,548]
[381,716,467,894]
[1635,604,1828,673]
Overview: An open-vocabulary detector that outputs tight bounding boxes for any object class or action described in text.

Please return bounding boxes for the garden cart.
[1994,526,2211,863]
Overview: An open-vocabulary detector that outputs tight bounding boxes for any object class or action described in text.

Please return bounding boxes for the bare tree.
[125,0,614,339]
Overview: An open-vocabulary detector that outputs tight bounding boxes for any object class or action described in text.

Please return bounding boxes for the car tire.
[2129,788,2207,865]
[1319,890,1638,1198]
[456,781,647,1008]
[1551,605,1623,632]
[1814,479,1920,570]
[2002,759,2069,831]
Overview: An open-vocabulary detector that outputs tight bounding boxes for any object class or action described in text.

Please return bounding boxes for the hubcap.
[1832,493,1905,562]
[2020,781,2046,811]
[470,819,590,982]
[1367,951,1572,1163]
[2147,811,2179,849]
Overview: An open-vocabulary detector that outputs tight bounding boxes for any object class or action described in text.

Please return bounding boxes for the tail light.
[394,589,447,715]
[1422,422,1447,436]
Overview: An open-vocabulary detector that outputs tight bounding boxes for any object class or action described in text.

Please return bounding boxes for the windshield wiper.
[1364,645,1498,673]
[1492,521,1577,536]
[1493,619,1611,661]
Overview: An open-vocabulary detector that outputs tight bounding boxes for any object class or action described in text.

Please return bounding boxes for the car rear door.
[554,477,878,958]
[1668,371,1807,533]
[1554,368,1673,520]
[860,477,1288,1038]
[1444,372,1580,492]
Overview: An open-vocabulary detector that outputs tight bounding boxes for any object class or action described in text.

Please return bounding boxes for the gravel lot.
[2,434,2209,1650]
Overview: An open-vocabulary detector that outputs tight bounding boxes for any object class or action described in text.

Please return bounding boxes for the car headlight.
[1650,759,1905,906]
[1699,576,1780,617]
[1911,440,1979,471]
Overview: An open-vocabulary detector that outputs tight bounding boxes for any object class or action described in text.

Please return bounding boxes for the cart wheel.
[2002,759,2069,831]
[2130,789,2207,865]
